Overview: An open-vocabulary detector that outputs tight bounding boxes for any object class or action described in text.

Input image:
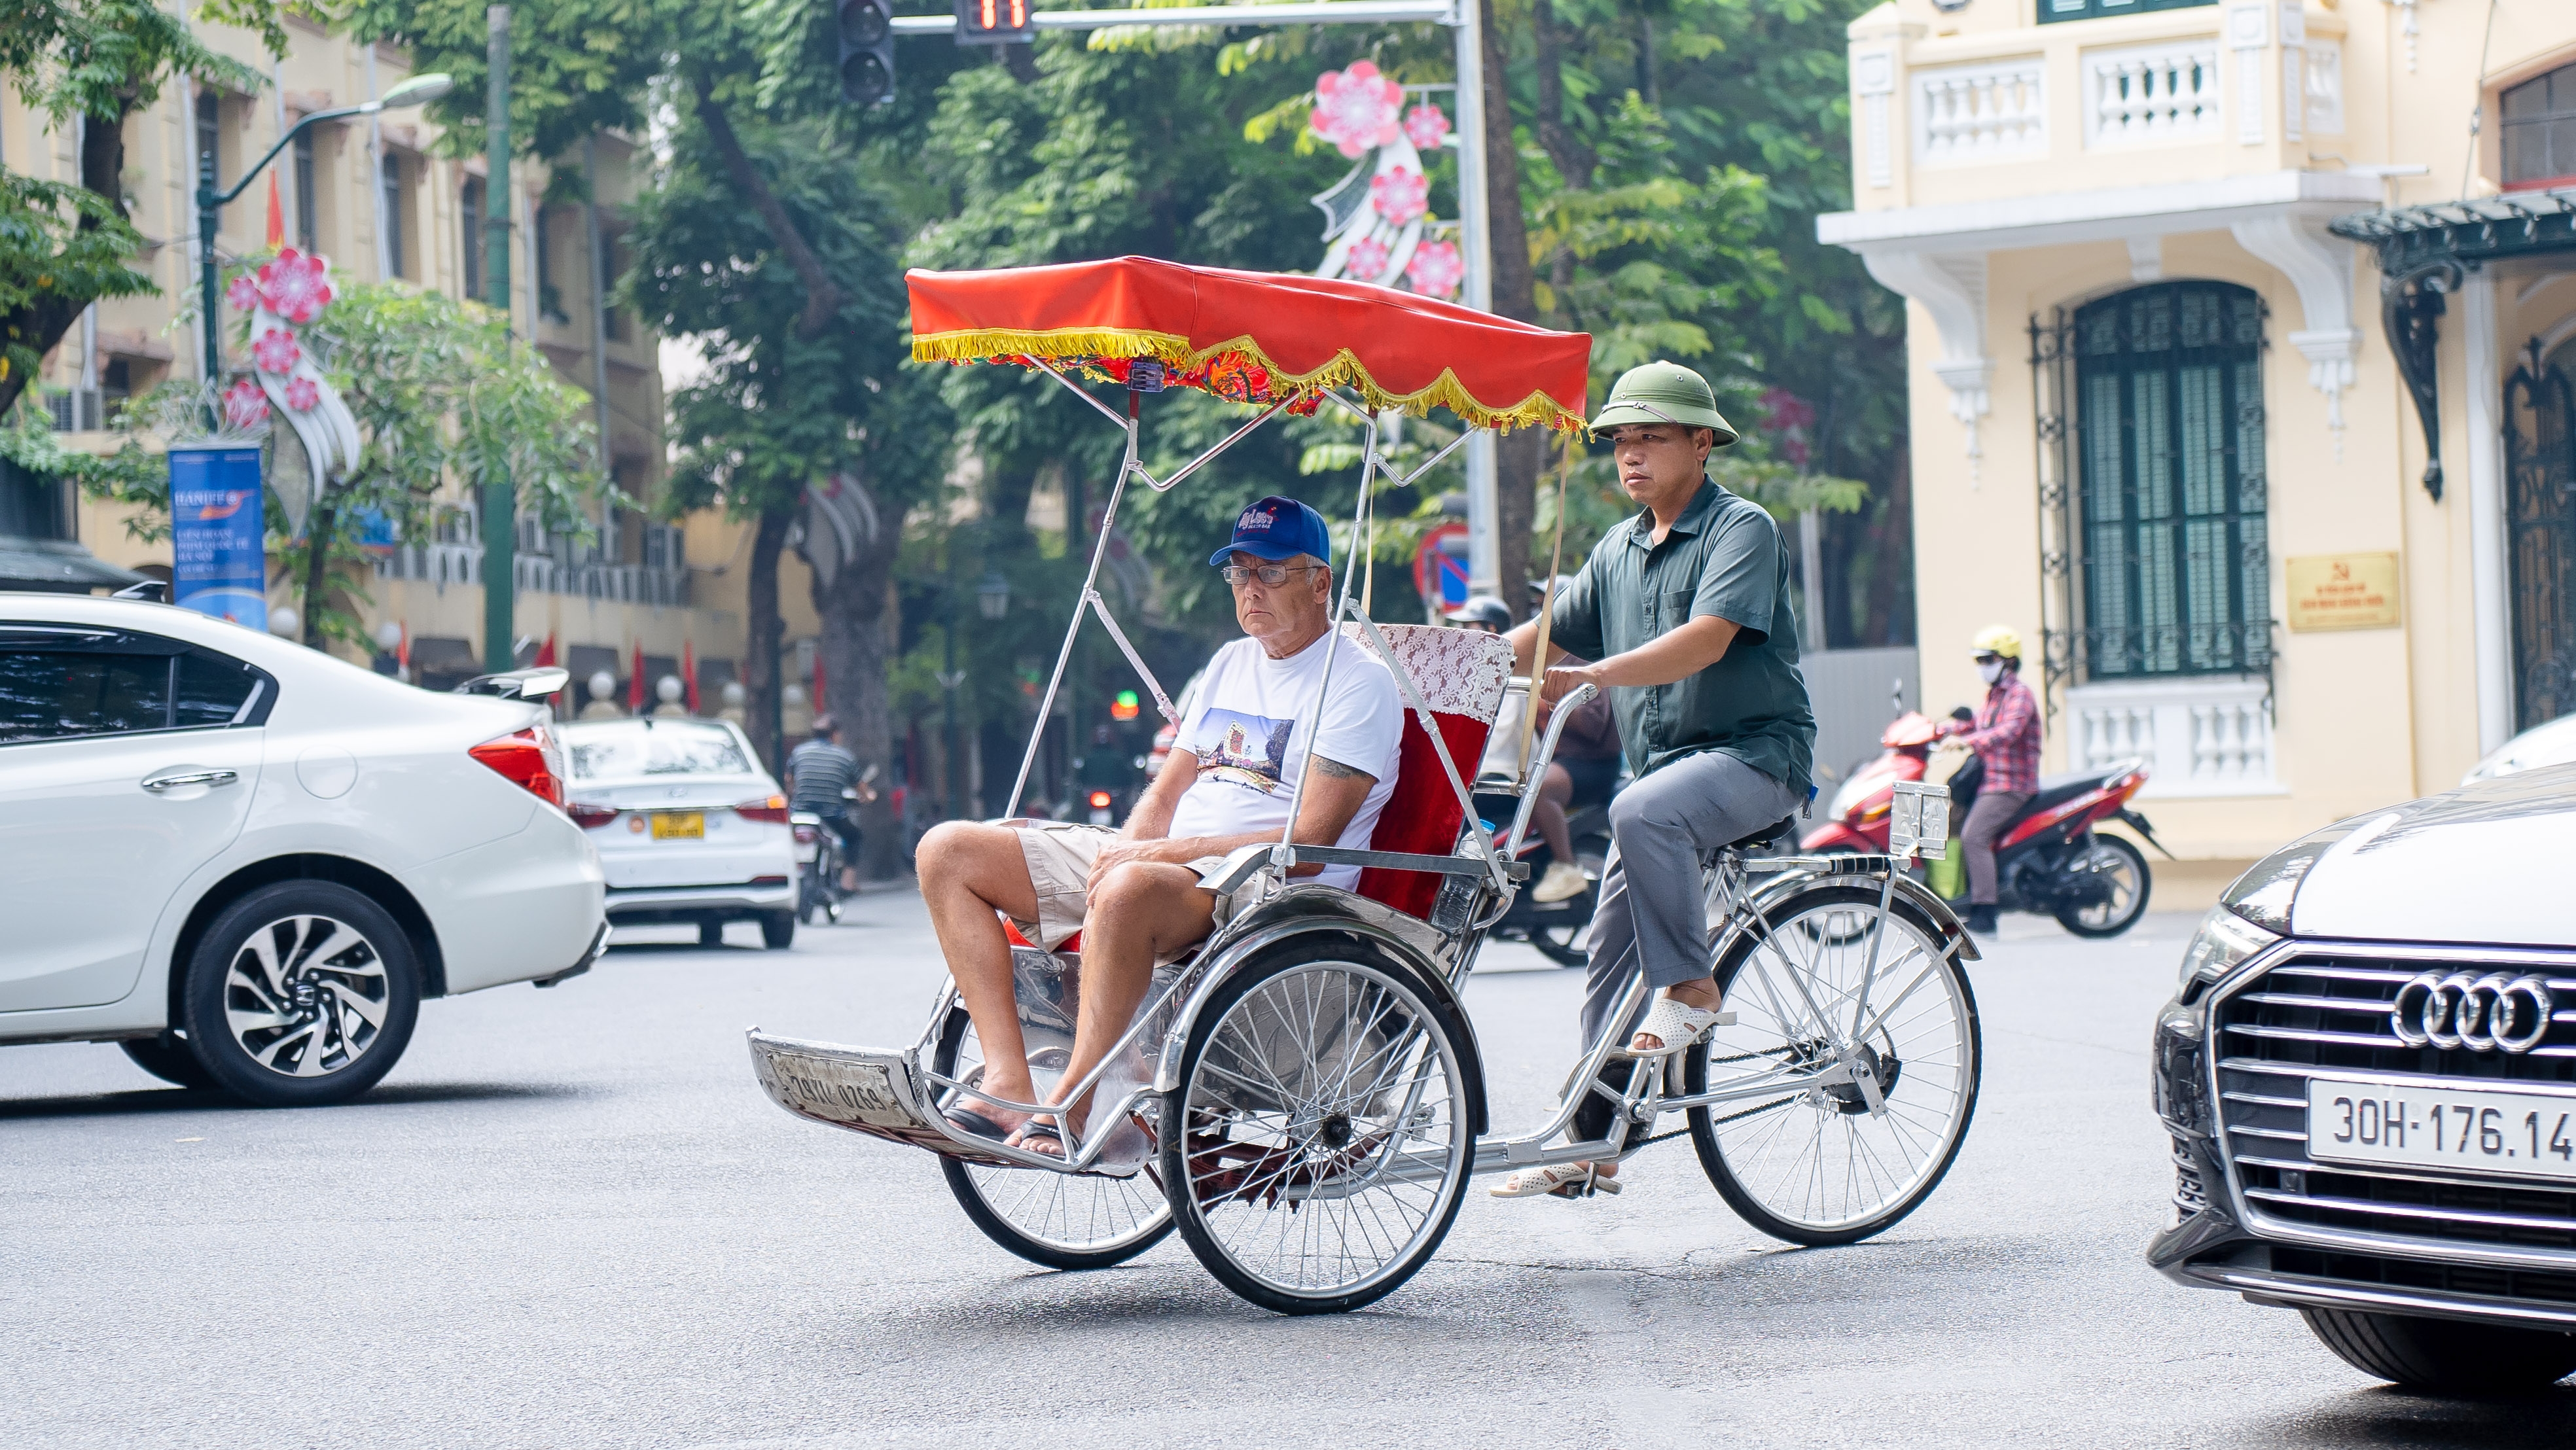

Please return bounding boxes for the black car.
[2151,765,2576,1392]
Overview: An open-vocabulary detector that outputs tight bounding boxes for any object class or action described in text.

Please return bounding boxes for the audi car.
[1,593,607,1108]
[2151,763,2576,1392]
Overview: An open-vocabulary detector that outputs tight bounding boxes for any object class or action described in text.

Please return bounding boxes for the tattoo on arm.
[1310,756,1372,781]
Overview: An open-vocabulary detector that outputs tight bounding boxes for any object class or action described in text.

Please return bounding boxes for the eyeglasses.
[1219,563,1320,588]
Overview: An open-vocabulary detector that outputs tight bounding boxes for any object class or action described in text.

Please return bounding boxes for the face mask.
[1977,660,2006,685]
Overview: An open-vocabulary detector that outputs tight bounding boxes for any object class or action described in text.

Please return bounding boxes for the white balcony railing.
[1913,57,2047,167]
[2065,675,2279,798]
[2085,42,2221,149]
[372,541,687,608]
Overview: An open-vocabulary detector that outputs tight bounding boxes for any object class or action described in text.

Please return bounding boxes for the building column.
[2461,266,2513,752]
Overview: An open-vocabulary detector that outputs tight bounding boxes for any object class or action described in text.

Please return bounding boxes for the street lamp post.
[194,73,454,392]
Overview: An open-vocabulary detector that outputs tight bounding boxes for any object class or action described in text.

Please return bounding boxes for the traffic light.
[954,0,1034,45]
[838,0,895,106]
[1110,689,1141,722]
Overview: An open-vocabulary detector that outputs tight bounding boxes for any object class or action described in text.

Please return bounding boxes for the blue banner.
[168,448,268,631]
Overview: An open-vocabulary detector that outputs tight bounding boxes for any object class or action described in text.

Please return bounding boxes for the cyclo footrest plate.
[745,1030,1016,1167]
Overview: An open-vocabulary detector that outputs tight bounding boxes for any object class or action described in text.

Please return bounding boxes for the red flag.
[813,652,827,722]
[629,642,646,713]
[683,641,699,715]
[396,623,410,675]
[534,633,557,669]
[264,173,285,250]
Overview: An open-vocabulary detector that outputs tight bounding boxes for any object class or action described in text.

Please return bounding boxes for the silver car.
[2151,764,2576,1392]
[558,718,798,949]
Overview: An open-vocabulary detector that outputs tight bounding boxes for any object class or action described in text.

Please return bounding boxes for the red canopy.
[908,256,1592,433]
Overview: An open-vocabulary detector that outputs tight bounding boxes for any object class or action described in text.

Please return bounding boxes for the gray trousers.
[1961,789,2030,906]
[1579,749,1802,1052]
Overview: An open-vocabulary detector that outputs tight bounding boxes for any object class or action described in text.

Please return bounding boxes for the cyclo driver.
[1493,360,1818,1199]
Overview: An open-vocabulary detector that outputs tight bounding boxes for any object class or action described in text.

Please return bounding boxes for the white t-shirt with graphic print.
[1165,631,1404,891]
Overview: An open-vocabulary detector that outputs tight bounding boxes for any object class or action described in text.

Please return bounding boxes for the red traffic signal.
[954,0,1033,44]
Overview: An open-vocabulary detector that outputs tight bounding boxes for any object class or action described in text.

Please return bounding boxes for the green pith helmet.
[1588,360,1739,444]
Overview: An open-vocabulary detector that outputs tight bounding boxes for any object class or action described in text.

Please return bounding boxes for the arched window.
[2503,63,2576,190]
[2073,281,2270,677]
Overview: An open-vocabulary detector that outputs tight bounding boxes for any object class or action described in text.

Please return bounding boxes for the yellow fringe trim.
[912,324,1584,433]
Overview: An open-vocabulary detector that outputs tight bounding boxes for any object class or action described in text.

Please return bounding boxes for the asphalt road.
[8,894,2575,1449]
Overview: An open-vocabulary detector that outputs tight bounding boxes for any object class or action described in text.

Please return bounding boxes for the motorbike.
[792,812,845,925]
[1939,751,2164,936]
[1471,785,1615,966]
[1802,711,1942,855]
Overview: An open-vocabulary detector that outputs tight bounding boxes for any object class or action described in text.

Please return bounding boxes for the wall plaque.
[2285,552,2401,632]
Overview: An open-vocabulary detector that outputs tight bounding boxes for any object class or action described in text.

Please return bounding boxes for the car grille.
[2213,949,2576,1260]
[2172,1135,2208,1224]
[2268,1245,2576,1309]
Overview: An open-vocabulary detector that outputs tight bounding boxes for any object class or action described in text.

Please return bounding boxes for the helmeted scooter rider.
[1492,360,1817,1199]
[1937,625,2042,936]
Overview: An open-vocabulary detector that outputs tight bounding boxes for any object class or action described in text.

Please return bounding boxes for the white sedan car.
[556,717,799,949]
[0,592,606,1106]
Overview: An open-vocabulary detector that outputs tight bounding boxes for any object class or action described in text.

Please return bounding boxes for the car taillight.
[1088,790,1113,809]
[734,794,791,824]
[471,726,565,809]
[566,800,619,830]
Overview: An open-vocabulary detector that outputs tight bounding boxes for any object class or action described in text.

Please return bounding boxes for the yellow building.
[1822,0,2576,882]
[5,14,824,720]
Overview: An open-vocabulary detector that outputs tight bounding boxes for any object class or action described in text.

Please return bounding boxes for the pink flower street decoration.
[226,273,268,314]
[257,249,334,324]
[1370,166,1429,226]
[1759,386,1815,469]
[284,376,321,412]
[1405,239,1463,300]
[251,327,303,376]
[1310,61,1403,159]
[1344,237,1392,282]
[1402,102,1450,150]
[223,378,270,430]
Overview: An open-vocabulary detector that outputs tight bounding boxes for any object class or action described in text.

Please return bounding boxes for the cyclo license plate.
[651,811,705,840]
[2306,1076,2576,1182]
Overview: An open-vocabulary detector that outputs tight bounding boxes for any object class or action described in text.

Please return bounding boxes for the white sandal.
[1615,997,1736,1059]
[1489,1161,1623,1199]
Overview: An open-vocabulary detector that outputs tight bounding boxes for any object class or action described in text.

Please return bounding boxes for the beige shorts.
[1007,821,1232,957]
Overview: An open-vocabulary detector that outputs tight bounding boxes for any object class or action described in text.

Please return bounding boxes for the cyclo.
[748,258,1984,1315]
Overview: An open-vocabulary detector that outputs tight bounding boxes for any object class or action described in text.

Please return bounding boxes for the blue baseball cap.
[1208,495,1333,567]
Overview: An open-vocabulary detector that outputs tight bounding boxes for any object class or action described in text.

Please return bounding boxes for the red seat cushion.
[1355,710,1493,917]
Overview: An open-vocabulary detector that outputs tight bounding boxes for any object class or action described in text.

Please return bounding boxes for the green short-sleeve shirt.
[1548,478,1816,797]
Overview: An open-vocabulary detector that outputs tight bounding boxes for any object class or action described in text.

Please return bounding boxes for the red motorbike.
[1802,717,2165,938]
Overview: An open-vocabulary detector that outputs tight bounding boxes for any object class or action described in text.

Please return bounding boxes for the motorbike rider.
[786,715,876,893]
[1937,626,2041,936]
[1493,360,1816,1199]
[1450,595,1620,904]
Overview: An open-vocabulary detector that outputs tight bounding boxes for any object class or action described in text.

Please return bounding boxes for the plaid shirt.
[1959,671,2043,796]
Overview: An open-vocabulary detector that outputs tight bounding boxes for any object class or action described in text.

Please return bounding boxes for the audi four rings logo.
[2389,972,2555,1053]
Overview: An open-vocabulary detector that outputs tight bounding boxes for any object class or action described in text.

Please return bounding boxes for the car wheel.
[118,1032,217,1089]
[699,920,726,948]
[2302,1308,2576,1392]
[177,881,421,1108]
[760,911,796,950]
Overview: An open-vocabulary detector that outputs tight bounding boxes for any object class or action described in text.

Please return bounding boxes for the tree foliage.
[0,0,286,414]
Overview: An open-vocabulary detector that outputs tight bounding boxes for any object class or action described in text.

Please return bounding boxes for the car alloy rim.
[223,915,393,1077]
[2389,971,2553,1053]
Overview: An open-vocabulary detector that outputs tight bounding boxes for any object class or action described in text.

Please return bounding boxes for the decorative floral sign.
[1310,61,1403,158]
[231,247,361,537]
[1308,66,1461,301]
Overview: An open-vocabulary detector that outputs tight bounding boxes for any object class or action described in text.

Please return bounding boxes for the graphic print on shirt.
[1194,707,1295,796]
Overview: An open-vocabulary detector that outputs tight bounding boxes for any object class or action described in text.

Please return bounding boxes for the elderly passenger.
[914,496,1404,1159]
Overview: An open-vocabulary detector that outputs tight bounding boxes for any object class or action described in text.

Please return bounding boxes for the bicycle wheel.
[1162,949,1473,1315]
[931,1008,1173,1271]
[1683,882,1980,1246]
